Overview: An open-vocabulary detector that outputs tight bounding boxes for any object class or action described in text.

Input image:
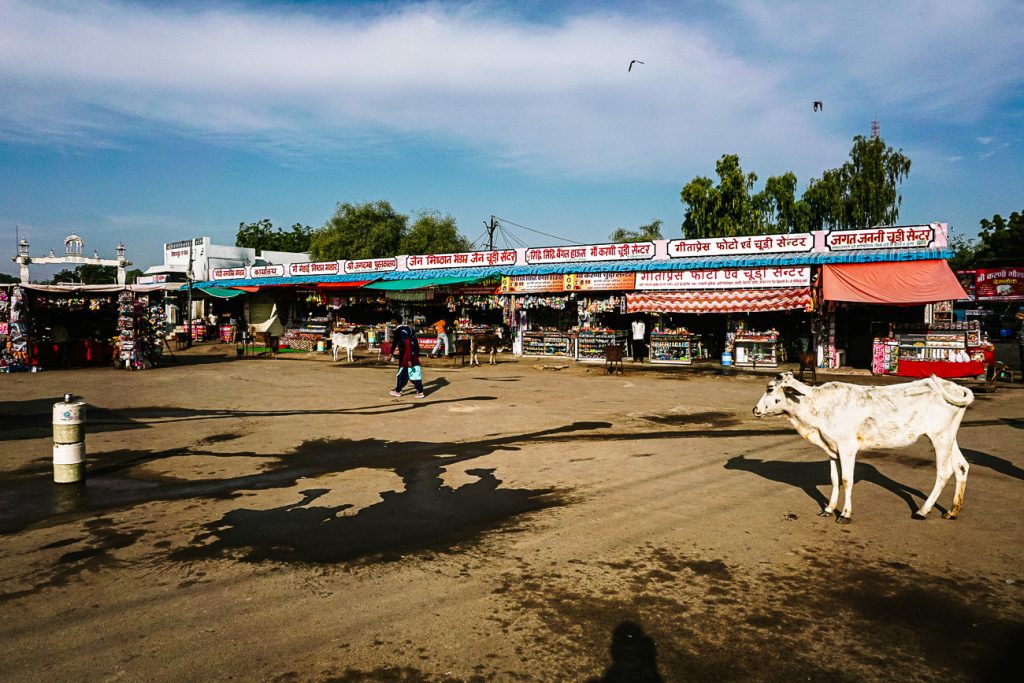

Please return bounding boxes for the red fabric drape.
[822,260,967,304]
[315,281,374,289]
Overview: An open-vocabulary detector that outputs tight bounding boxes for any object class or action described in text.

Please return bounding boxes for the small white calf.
[752,372,973,524]
[331,331,365,362]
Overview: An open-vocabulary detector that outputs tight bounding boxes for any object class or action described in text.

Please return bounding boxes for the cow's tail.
[928,375,975,408]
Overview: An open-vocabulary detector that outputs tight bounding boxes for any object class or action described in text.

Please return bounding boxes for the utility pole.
[186,240,194,349]
[484,215,497,251]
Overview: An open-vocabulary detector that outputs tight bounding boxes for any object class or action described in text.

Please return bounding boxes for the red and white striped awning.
[626,288,812,314]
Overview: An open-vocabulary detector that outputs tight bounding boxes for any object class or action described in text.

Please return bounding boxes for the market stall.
[1,284,166,371]
[872,321,991,379]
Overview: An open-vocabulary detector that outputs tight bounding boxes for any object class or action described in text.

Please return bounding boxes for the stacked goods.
[1,287,31,372]
[116,290,135,367]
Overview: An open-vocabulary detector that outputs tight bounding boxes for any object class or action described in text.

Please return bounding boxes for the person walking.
[389,317,426,398]
[429,318,449,358]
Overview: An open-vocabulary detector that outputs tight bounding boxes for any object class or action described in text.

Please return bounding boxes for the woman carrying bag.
[389,317,426,398]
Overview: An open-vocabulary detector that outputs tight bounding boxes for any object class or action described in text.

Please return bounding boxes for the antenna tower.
[871,117,880,139]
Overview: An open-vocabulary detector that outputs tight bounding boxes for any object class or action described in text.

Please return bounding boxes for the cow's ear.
[783,386,804,403]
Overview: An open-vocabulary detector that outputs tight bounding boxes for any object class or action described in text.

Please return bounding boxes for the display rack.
[896,332,967,362]
[733,332,779,367]
[649,333,693,365]
[577,330,629,362]
[521,331,576,357]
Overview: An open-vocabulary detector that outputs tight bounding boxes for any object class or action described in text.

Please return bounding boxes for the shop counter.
[649,333,693,365]
[521,331,576,357]
[896,360,987,379]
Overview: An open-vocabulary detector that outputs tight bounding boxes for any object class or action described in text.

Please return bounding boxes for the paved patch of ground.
[1,346,1022,681]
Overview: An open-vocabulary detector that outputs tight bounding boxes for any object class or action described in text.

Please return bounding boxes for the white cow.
[331,331,365,363]
[752,372,973,524]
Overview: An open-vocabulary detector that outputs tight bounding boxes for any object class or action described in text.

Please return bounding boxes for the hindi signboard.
[825,226,933,251]
[249,265,285,278]
[563,272,636,291]
[525,242,655,265]
[288,261,340,277]
[343,258,398,275]
[667,233,813,258]
[211,267,246,281]
[499,274,565,293]
[974,267,1024,301]
[635,267,810,291]
[407,250,518,270]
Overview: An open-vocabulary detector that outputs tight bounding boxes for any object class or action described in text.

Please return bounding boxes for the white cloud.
[0,0,1020,182]
[976,136,994,145]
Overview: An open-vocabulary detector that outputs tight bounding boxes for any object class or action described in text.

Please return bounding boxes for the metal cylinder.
[53,398,86,484]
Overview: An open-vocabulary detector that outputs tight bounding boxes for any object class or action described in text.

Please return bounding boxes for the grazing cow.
[604,345,624,375]
[469,329,505,366]
[331,331,365,362]
[798,351,817,385]
[752,372,973,524]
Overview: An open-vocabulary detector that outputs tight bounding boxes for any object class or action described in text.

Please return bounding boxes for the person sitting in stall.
[429,318,450,358]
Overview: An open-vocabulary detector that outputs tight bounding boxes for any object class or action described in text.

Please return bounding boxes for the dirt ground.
[1,345,1022,682]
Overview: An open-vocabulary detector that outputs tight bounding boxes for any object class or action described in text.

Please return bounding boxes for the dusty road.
[1,347,1022,682]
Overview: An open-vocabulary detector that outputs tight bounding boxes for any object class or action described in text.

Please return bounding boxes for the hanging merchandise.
[1,287,31,372]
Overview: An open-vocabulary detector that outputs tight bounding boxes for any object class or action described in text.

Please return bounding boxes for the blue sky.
[1,0,1022,278]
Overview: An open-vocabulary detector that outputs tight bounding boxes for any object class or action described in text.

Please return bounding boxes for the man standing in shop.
[631,316,647,362]
[429,318,450,358]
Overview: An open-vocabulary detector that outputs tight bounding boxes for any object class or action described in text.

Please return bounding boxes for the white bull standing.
[752,372,973,524]
[331,331,365,363]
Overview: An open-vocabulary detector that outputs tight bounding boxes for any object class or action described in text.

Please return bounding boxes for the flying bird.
[813,101,823,111]
[628,60,644,72]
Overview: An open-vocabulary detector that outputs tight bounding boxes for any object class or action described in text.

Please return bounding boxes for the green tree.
[400,211,471,255]
[610,219,664,243]
[975,210,1024,262]
[945,234,978,271]
[0,272,18,284]
[235,219,313,253]
[680,155,800,237]
[126,268,145,284]
[50,264,118,284]
[803,136,912,230]
[309,200,408,261]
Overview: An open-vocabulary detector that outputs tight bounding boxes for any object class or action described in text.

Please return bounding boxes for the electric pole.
[186,240,194,349]
[484,216,497,251]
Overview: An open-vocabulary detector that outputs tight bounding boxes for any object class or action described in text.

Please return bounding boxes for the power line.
[498,224,530,249]
[492,216,586,246]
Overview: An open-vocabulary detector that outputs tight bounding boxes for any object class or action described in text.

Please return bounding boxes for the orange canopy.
[822,260,967,304]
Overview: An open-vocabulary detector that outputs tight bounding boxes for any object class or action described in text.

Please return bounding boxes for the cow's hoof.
[817,510,832,518]
[941,511,958,520]
[836,516,852,525]
[911,511,928,520]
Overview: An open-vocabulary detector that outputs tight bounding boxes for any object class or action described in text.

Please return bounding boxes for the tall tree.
[400,211,471,255]
[803,135,912,230]
[236,219,312,253]
[975,210,1024,262]
[610,219,664,243]
[0,272,18,284]
[680,155,798,237]
[309,200,408,261]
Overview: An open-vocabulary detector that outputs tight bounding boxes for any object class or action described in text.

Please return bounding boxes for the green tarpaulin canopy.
[198,286,246,299]
[364,276,485,291]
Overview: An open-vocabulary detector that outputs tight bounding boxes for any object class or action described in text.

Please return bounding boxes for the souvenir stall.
[280,289,331,353]
[516,294,578,358]
[821,259,974,376]
[1,285,165,371]
[627,268,813,367]
[1,286,31,373]
[574,294,631,363]
[872,319,991,379]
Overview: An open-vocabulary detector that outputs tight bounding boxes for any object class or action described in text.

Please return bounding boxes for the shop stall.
[1,284,166,371]
[648,328,695,365]
[872,321,990,379]
[732,329,780,368]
